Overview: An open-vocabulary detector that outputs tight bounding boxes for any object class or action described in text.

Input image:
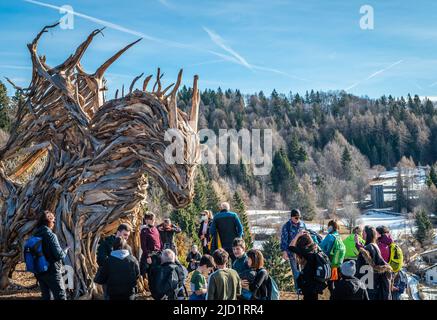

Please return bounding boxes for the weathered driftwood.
[0,23,200,298]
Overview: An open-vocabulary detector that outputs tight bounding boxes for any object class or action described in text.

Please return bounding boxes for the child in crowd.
[189,255,215,300]
[186,244,202,273]
[231,238,254,300]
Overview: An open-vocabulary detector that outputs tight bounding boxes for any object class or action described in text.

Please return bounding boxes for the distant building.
[371,185,384,208]
[423,264,437,286]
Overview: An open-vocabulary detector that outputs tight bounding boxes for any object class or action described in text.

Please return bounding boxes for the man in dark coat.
[94,237,140,300]
[332,260,369,300]
[210,202,243,262]
[96,223,131,267]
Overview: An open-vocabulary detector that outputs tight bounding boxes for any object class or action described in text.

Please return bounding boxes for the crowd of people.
[24,204,407,301]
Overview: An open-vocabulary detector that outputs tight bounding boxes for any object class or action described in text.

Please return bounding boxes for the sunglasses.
[292,216,301,219]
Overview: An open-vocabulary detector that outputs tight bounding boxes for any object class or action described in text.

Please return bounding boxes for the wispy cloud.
[204,26,309,81]
[344,60,403,91]
[25,0,309,83]
[158,0,174,9]
[203,27,252,69]
[0,65,32,70]
[185,59,226,68]
[24,0,190,48]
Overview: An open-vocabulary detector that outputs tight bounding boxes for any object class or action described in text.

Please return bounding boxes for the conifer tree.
[415,209,435,246]
[341,146,353,180]
[0,81,11,130]
[232,191,253,249]
[262,236,293,291]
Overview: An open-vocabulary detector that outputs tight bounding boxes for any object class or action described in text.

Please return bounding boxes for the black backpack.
[150,263,187,300]
[314,250,332,283]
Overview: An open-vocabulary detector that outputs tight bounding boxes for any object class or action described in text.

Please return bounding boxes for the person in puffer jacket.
[376,226,393,263]
[33,210,68,300]
[332,260,369,300]
[94,237,140,300]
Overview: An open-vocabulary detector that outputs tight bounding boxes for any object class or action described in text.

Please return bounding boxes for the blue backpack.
[24,236,49,274]
[266,275,280,300]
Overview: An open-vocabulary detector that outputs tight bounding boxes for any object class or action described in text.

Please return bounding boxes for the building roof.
[423,263,437,272]
[420,248,437,256]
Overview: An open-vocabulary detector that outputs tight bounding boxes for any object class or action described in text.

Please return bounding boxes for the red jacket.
[140,225,162,258]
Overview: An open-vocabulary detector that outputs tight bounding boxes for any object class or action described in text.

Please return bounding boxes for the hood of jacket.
[378,234,393,246]
[110,249,130,260]
[342,276,366,294]
[34,225,51,237]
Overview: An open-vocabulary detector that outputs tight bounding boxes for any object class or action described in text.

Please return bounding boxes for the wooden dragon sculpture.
[0,23,201,298]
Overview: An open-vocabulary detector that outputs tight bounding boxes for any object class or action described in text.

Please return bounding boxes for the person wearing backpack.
[94,237,140,300]
[280,208,308,292]
[150,249,187,300]
[343,226,365,261]
[376,226,393,263]
[241,249,270,300]
[355,226,393,300]
[289,230,328,300]
[319,220,345,298]
[32,210,68,300]
[332,260,369,300]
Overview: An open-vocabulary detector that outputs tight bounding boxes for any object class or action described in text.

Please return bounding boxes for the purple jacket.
[377,234,393,263]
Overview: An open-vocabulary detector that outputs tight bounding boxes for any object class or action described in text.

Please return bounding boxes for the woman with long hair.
[355,225,393,300]
[198,210,213,254]
[289,230,326,300]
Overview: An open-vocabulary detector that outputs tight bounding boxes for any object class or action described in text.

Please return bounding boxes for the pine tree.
[297,175,317,221]
[271,149,298,198]
[232,191,253,249]
[0,81,11,131]
[193,171,208,212]
[287,135,307,167]
[205,180,220,213]
[415,209,435,246]
[341,146,353,180]
[427,165,437,188]
[395,169,407,213]
[262,236,293,291]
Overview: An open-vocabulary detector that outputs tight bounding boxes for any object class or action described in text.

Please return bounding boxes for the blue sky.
[2,0,437,99]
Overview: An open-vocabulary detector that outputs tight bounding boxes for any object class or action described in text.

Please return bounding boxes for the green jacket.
[343,234,365,260]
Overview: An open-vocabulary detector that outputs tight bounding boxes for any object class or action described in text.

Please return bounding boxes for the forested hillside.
[1,81,437,225]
